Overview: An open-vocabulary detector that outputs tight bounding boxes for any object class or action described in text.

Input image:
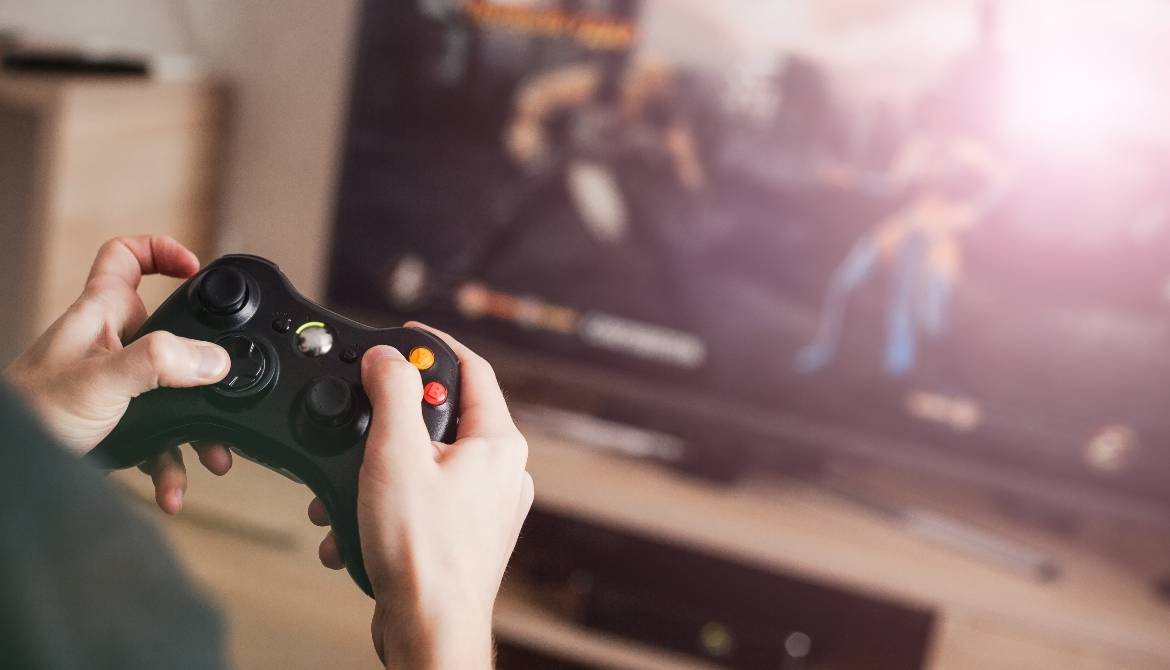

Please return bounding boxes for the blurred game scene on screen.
[329,0,1170,511]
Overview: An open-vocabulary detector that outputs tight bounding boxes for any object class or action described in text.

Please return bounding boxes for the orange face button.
[409,346,436,371]
[423,381,448,406]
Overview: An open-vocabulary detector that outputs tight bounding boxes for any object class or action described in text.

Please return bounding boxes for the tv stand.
[114,415,1170,669]
[498,426,1170,669]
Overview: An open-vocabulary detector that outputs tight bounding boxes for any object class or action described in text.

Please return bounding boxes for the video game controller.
[88,254,460,596]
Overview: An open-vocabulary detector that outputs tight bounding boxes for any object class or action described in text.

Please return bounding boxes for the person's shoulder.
[0,382,228,670]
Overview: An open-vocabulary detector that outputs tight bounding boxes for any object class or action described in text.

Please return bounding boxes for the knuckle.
[519,472,535,511]
[487,432,528,470]
[513,433,530,468]
[97,237,122,257]
[69,293,107,323]
[468,354,498,381]
[462,436,492,453]
[93,237,130,267]
[140,331,178,370]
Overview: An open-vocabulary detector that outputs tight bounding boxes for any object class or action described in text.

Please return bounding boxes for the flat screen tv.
[329,0,1170,520]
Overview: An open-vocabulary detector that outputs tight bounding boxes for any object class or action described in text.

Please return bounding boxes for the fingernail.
[167,489,183,514]
[197,345,229,378]
[370,345,405,361]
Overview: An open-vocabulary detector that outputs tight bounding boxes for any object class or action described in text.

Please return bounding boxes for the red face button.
[423,381,448,406]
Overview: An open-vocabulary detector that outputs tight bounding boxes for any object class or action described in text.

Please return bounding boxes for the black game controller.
[88,254,460,596]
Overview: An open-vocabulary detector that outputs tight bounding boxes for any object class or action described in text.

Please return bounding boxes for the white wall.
[0,0,190,53]
[0,0,360,299]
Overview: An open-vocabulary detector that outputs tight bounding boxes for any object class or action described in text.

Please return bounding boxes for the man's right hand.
[308,323,532,670]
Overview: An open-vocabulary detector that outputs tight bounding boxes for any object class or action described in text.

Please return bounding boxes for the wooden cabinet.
[0,74,223,365]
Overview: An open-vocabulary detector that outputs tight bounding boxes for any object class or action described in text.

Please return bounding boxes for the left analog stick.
[198,268,249,315]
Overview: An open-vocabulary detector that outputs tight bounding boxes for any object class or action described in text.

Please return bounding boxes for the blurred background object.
[0,72,223,363]
[0,0,359,299]
[4,1,1170,668]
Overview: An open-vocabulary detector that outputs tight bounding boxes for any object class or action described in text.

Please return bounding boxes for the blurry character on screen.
[795,0,1011,377]
[503,55,707,243]
[795,134,1013,376]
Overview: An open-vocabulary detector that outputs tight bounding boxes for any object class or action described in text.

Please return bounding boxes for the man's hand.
[3,235,235,514]
[308,323,533,670]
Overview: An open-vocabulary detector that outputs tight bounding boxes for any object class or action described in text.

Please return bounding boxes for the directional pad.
[216,335,268,393]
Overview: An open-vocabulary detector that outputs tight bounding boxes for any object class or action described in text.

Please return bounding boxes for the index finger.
[405,321,518,439]
[86,235,201,290]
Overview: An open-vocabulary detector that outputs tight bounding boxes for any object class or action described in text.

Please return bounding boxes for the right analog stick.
[304,376,356,427]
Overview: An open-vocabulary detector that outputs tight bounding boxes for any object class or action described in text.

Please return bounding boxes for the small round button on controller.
[295,322,334,357]
[409,346,435,371]
[216,335,268,394]
[197,268,249,315]
[304,376,356,427]
[423,381,448,406]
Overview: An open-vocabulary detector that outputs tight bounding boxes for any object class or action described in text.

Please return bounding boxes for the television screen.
[329,0,1170,514]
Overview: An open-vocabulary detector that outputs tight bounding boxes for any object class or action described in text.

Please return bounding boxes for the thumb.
[360,345,434,479]
[99,331,229,398]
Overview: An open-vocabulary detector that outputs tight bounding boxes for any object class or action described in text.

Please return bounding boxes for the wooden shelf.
[521,429,1170,669]
[495,583,722,670]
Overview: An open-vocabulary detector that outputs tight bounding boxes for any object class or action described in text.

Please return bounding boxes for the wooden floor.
[116,460,382,669]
